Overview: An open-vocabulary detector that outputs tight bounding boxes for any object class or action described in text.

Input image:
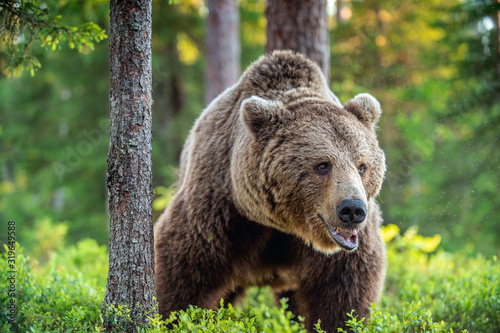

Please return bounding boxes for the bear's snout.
[336,199,367,224]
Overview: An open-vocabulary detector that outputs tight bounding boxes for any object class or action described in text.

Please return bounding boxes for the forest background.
[1,0,500,262]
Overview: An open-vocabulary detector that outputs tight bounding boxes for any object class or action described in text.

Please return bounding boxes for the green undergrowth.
[1,226,499,332]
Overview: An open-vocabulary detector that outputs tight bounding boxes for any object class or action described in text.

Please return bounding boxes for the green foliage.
[360,224,500,333]
[100,294,305,333]
[381,224,500,332]
[337,303,450,333]
[22,216,68,263]
[49,238,109,286]
[163,299,304,333]
[152,186,177,212]
[103,303,135,332]
[0,0,111,249]
[0,0,107,76]
[0,242,106,332]
[2,227,499,332]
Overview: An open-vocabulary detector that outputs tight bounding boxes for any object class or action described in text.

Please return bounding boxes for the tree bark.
[266,0,330,83]
[102,0,156,331]
[205,0,241,104]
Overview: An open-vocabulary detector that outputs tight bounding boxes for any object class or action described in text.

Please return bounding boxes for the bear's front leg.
[295,230,386,332]
[154,203,233,319]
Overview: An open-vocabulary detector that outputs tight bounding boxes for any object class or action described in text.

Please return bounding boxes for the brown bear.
[154,50,386,332]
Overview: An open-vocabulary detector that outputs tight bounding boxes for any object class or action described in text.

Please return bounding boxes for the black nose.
[337,199,367,224]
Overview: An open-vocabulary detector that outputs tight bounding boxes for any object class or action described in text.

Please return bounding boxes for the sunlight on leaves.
[176,32,200,65]
[152,186,176,211]
[381,224,400,243]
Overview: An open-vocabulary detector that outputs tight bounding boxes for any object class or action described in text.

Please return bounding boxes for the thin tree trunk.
[266,0,330,82]
[102,0,156,331]
[205,0,240,104]
[493,0,500,77]
[336,0,343,24]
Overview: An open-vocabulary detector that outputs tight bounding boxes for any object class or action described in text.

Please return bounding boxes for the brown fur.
[154,51,386,332]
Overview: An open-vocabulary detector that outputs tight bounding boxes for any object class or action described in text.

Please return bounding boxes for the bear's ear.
[241,96,284,137]
[343,93,382,130]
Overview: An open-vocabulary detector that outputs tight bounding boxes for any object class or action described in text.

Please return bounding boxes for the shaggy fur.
[155,50,386,332]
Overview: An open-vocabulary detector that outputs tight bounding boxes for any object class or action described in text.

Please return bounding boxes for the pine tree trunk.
[102,0,156,331]
[205,0,241,104]
[336,0,343,24]
[493,0,500,77]
[266,0,330,82]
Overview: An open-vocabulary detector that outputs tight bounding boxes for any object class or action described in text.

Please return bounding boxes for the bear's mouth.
[317,213,359,251]
[327,226,359,251]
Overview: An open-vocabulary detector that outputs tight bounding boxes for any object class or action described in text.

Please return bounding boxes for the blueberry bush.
[1,225,498,332]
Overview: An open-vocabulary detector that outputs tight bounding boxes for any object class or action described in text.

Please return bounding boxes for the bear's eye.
[358,164,367,176]
[314,162,331,175]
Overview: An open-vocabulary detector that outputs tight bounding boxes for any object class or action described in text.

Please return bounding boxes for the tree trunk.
[266,0,330,82]
[102,0,156,331]
[493,0,500,77]
[205,0,241,104]
[336,0,343,24]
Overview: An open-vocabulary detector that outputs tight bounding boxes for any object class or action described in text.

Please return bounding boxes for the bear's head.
[231,92,386,254]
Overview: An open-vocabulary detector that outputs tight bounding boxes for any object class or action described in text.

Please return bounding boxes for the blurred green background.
[1,0,499,260]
